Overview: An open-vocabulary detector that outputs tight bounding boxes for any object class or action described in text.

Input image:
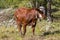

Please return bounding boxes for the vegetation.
[0,9,60,40]
[0,0,60,40]
[0,0,60,8]
[52,0,60,7]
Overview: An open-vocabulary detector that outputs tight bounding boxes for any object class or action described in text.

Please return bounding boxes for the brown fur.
[14,7,45,36]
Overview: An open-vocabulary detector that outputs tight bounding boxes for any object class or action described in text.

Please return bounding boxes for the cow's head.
[37,9,46,20]
[39,12,46,19]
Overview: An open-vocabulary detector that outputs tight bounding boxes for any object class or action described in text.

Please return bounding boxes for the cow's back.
[14,7,38,25]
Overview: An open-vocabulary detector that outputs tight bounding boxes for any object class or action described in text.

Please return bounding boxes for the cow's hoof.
[19,32,25,37]
[19,32,22,36]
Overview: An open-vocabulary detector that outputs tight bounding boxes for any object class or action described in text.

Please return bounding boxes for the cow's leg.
[32,21,37,35]
[17,22,22,35]
[17,24,22,34]
[22,24,27,36]
[32,25,35,35]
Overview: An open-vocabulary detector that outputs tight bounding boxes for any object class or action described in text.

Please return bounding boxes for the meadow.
[0,7,60,40]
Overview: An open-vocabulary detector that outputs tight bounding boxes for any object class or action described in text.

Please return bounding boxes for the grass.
[0,8,60,40]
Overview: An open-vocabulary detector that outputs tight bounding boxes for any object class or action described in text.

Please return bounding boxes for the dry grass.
[0,8,60,40]
[0,19,60,40]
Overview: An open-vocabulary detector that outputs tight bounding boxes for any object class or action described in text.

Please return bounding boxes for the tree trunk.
[45,0,53,32]
[44,0,47,16]
[32,0,38,8]
[47,0,52,22]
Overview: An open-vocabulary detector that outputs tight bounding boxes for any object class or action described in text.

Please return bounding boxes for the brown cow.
[14,7,46,36]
